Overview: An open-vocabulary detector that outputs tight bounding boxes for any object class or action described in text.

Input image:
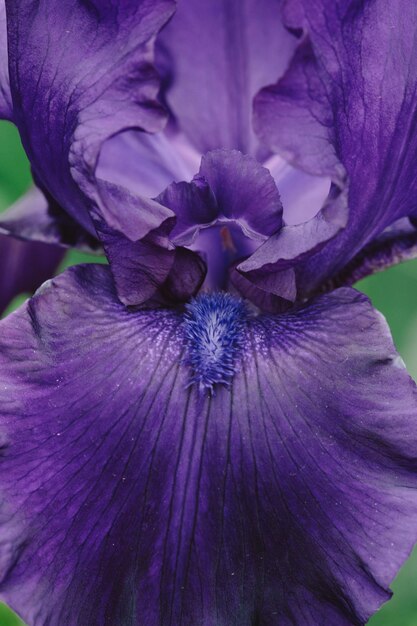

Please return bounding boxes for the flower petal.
[0,2,11,119]
[321,218,417,290]
[1,266,417,624]
[167,149,283,244]
[255,38,341,181]
[266,153,331,226]
[0,187,100,251]
[236,189,348,305]
[0,234,63,314]
[4,0,175,233]
[254,0,417,292]
[92,180,205,306]
[159,149,283,294]
[156,0,297,155]
[97,128,200,200]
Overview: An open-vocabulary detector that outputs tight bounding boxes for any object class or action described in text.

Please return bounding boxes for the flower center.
[183,292,247,393]
[189,222,261,291]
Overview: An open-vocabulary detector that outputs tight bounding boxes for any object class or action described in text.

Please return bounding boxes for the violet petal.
[255,0,417,292]
[157,0,297,156]
[0,187,100,251]
[0,234,63,314]
[4,0,175,233]
[93,180,205,306]
[0,1,11,119]
[1,266,417,624]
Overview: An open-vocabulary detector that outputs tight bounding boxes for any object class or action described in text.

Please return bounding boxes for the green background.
[1,120,417,625]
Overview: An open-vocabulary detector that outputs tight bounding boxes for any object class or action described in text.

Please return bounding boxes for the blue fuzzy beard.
[183,293,248,393]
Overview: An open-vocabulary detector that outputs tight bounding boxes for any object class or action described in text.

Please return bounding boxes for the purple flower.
[1,1,417,625]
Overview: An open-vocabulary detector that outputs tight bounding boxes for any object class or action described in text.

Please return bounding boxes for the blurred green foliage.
[0,121,32,203]
[1,122,417,625]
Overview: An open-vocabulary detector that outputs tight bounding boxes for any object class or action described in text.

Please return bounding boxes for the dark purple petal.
[159,149,283,292]
[235,189,348,304]
[321,219,417,291]
[0,187,100,251]
[0,234,63,314]
[4,0,175,233]
[156,0,297,156]
[230,263,297,313]
[168,149,283,242]
[161,179,218,246]
[1,265,417,624]
[156,247,207,305]
[0,2,11,119]
[93,180,205,306]
[254,0,417,293]
[197,150,283,237]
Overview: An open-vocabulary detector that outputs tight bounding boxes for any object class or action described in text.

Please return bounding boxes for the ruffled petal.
[159,149,283,293]
[167,149,283,244]
[155,149,340,304]
[4,0,175,233]
[93,180,205,306]
[254,0,417,293]
[156,0,297,156]
[255,38,341,181]
[0,234,63,314]
[235,189,348,306]
[1,265,417,625]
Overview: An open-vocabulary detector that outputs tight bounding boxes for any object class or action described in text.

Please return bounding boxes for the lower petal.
[1,266,417,625]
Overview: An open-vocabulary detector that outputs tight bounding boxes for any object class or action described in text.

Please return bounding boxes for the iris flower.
[1,1,417,625]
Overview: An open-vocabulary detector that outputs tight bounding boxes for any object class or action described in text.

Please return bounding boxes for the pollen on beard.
[183,292,247,394]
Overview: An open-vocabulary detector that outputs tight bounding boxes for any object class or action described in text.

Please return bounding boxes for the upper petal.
[156,0,297,156]
[2,0,203,305]
[4,0,175,234]
[1,266,417,624]
[97,128,200,200]
[158,149,284,294]
[254,0,417,292]
[255,37,341,181]
[167,149,283,244]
